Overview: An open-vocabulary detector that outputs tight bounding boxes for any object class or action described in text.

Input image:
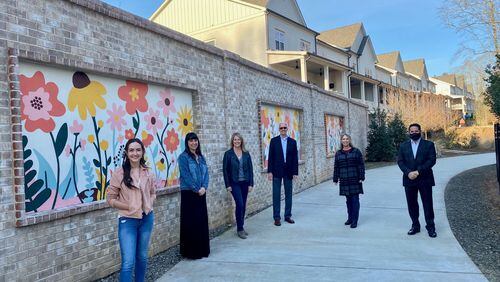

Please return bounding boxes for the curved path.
[158,153,495,281]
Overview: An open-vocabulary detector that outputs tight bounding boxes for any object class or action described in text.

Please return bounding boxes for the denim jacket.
[178,151,209,192]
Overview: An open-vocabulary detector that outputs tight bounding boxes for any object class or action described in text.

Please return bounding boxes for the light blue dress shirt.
[281,136,288,163]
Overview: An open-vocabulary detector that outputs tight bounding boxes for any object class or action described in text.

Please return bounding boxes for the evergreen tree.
[483,54,500,120]
[388,113,407,155]
[366,109,395,161]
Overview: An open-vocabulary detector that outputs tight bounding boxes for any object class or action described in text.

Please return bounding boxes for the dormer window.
[274,29,285,50]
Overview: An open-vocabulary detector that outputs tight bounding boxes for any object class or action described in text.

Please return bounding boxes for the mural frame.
[324,113,345,158]
[257,99,304,171]
[7,48,199,227]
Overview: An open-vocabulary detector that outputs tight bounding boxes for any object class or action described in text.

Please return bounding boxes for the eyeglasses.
[279,127,287,130]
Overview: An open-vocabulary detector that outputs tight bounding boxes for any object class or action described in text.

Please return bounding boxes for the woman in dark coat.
[333,134,365,228]
[223,133,254,239]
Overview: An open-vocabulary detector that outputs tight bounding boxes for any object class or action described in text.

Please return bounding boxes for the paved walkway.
[158,153,495,282]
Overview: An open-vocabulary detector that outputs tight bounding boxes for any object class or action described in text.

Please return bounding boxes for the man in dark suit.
[397,123,437,238]
[267,122,299,226]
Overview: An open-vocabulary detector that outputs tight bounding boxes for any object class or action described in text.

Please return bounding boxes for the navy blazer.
[397,139,436,187]
[222,149,254,187]
[267,136,299,179]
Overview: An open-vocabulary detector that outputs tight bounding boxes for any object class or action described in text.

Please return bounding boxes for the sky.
[100,0,463,76]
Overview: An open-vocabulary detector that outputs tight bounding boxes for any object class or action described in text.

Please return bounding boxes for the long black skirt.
[180,190,210,259]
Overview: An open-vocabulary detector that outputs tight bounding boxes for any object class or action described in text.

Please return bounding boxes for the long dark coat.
[333,147,365,196]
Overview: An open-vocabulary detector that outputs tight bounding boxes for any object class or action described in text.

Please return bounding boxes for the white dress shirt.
[411,138,421,159]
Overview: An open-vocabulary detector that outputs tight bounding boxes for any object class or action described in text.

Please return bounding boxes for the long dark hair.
[184,132,203,159]
[122,138,147,188]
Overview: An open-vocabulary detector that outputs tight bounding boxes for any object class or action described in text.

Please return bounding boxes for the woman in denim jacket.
[223,133,254,239]
[178,132,210,259]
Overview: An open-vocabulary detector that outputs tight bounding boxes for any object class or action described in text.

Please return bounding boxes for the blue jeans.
[118,212,154,282]
[231,181,249,231]
[346,195,360,224]
[272,177,293,220]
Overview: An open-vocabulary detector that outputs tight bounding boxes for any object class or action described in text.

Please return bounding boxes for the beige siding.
[376,67,392,84]
[408,76,421,91]
[267,14,316,51]
[152,0,263,34]
[193,15,268,66]
[351,32,364,53]
[357,40,376,78]
[316,42,348,65]
[268,0,305,25]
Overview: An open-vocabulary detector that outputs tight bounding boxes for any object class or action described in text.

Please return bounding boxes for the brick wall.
[0,0,368,281]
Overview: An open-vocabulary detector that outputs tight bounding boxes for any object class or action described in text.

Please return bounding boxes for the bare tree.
[386,87,453,135]
[440,0,499,57]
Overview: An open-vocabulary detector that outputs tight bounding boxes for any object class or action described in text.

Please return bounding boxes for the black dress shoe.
[284,217,295,224]
[350,222,357,228]
[344,220,352,225]
[407,227,420,235]
[274,219,281,226]
[428,230,437,238]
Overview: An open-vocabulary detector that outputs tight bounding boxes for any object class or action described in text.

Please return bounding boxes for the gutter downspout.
[377,81,382,108]
[347,70,353,134]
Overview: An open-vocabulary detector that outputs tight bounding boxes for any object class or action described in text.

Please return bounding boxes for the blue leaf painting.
[82,157,95,189]
[33,149,56,191]
[61,162,77,199]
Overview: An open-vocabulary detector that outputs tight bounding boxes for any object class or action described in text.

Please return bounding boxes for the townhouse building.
[151,0,474,115]
[318,23,382,109]
[151,0,351,98]
[402,58,436,93]
[431,73,475,117]
[376,51,410,91]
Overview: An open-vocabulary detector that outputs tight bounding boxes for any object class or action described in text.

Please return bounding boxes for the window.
[299,39,310,52]
[274,29,285,50]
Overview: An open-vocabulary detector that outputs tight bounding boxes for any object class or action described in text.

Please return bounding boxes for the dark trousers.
[272,177,293,220]
[404,185,435,231]
[230,181,249,231]
[345,194,360,224]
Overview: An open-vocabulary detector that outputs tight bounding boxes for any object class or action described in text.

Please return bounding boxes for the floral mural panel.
[19,62,193,213]
[260,104,301,169]
[325,114,344,157]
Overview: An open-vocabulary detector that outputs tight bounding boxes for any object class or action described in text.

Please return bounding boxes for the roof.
[317,23,362,49]
[434,73,456,85]
[377,51,401,70]
[403,59,425,77]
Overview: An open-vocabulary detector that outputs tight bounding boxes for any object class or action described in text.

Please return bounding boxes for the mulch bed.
[445,164,500,282]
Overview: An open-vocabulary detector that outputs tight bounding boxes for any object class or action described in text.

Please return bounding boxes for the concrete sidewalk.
[158,153,495,282]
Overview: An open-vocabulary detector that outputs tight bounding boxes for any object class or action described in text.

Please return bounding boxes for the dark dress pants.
[404,185,435,231]
[230,181,249,231]
[272,177,293,220]
[345,194,360,224]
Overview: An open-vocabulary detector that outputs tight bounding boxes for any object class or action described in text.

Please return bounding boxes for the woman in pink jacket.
[107,138,157,282]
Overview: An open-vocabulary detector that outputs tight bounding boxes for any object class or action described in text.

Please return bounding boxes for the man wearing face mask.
[397,123,437,238]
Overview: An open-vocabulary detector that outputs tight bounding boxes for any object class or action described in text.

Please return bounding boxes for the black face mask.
[410,133,421,140]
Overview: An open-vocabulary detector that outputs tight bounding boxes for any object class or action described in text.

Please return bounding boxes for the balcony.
[267,50,350,95]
